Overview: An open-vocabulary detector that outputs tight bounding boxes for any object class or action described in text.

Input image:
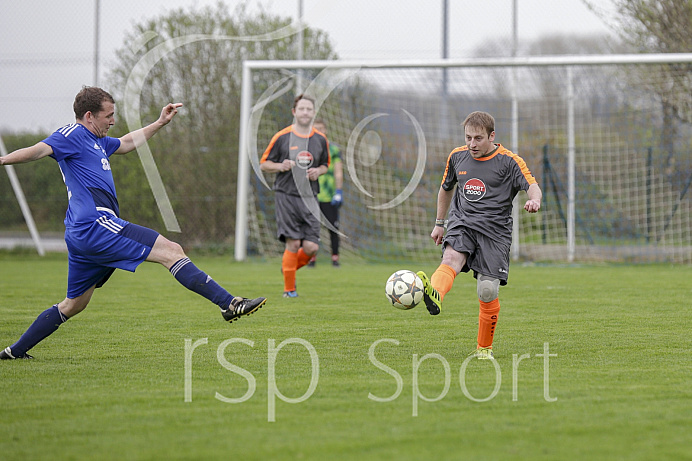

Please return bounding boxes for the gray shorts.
[443,226,510,285]
[274,192,321,244]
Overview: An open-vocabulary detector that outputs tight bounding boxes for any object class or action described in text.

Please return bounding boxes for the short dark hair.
[313,118,326,127]
[74,86,115,120]
[293,93,315,110]
[463,111,495,136]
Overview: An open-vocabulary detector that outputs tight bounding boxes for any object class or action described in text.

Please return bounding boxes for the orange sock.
[477,298,501,348]
[431,264,456,301]
[296,248,312,270]
[282,250,298,291]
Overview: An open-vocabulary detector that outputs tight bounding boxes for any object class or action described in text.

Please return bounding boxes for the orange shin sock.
[282,250,298,291]
[477,298,501,348]
[296,248,312,270]
[431,264,456,301]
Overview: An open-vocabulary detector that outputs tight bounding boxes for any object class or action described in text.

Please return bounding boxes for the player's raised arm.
[0,141,53,166]
[114,103,182,155]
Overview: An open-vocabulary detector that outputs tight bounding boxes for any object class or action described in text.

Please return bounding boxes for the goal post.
[236,53,692,264]
[0,135,45,256]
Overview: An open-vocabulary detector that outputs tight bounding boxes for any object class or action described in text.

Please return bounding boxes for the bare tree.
[586,0,692,141]
[103,3,337,245]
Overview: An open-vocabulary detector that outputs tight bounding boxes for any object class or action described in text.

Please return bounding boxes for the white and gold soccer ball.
[385,270,423,310]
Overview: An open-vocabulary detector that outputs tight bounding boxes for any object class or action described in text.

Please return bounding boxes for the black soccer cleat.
[221,297,267,323]
[0,346,34,360]
[417,271,442,316]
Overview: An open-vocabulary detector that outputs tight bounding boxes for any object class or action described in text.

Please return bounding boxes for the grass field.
[1,251,691,460]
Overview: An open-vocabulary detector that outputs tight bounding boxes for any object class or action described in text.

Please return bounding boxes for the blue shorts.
[64,215,159,298]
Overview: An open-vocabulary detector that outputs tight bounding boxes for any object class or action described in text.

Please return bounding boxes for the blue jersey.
[44,123,121,229]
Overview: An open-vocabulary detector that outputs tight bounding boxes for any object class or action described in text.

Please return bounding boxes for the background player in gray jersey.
[260,94,330,298]
[417,111,542,360]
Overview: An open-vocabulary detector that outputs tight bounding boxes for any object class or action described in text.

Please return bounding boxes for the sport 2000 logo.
[184,338,558,421]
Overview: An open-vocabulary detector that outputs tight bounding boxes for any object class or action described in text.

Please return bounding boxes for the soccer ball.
[385,270,423,310]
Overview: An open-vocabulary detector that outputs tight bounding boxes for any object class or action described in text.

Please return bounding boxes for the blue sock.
[10,304,67,356]
[169,258,234,309]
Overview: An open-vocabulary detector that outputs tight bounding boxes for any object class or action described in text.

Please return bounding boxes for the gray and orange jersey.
[440,143,537,245]
[260,125,330,197]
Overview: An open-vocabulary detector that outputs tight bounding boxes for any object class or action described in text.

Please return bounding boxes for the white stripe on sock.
[170,258,191,277]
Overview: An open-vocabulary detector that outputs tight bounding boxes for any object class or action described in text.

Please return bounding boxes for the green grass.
[1,252,691,460]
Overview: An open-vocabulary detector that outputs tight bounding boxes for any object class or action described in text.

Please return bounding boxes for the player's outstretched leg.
[170,258,234,308]
[417,271,442,315]
[221,296,267,323]
[169,257,267,322]
[0,304,67,360]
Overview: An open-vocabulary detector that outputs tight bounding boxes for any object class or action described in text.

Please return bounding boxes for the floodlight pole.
[440,0,450,139]
[510,0,520,261]
[93,0,100,86]
[296,0,304,93]
[441,0,449,96]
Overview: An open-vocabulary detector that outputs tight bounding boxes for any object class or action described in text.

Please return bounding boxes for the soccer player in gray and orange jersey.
[260,94,330,297]
[417,111,542,360]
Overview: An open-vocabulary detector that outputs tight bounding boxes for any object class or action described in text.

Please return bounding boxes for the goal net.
[237,54,692,264]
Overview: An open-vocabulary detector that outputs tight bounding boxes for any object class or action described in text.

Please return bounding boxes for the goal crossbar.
[242,53,692,71]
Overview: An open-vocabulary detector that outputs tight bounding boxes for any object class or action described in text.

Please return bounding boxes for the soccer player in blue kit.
[417,111,542,360]
[0,86,266,360]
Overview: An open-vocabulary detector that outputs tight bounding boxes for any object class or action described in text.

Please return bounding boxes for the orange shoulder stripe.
[441,146,466,185]
[498,145,537,185]
[260,126,292,163]
[312,130,331,168]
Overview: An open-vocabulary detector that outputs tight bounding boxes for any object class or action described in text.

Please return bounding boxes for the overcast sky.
[0,0,617,133]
